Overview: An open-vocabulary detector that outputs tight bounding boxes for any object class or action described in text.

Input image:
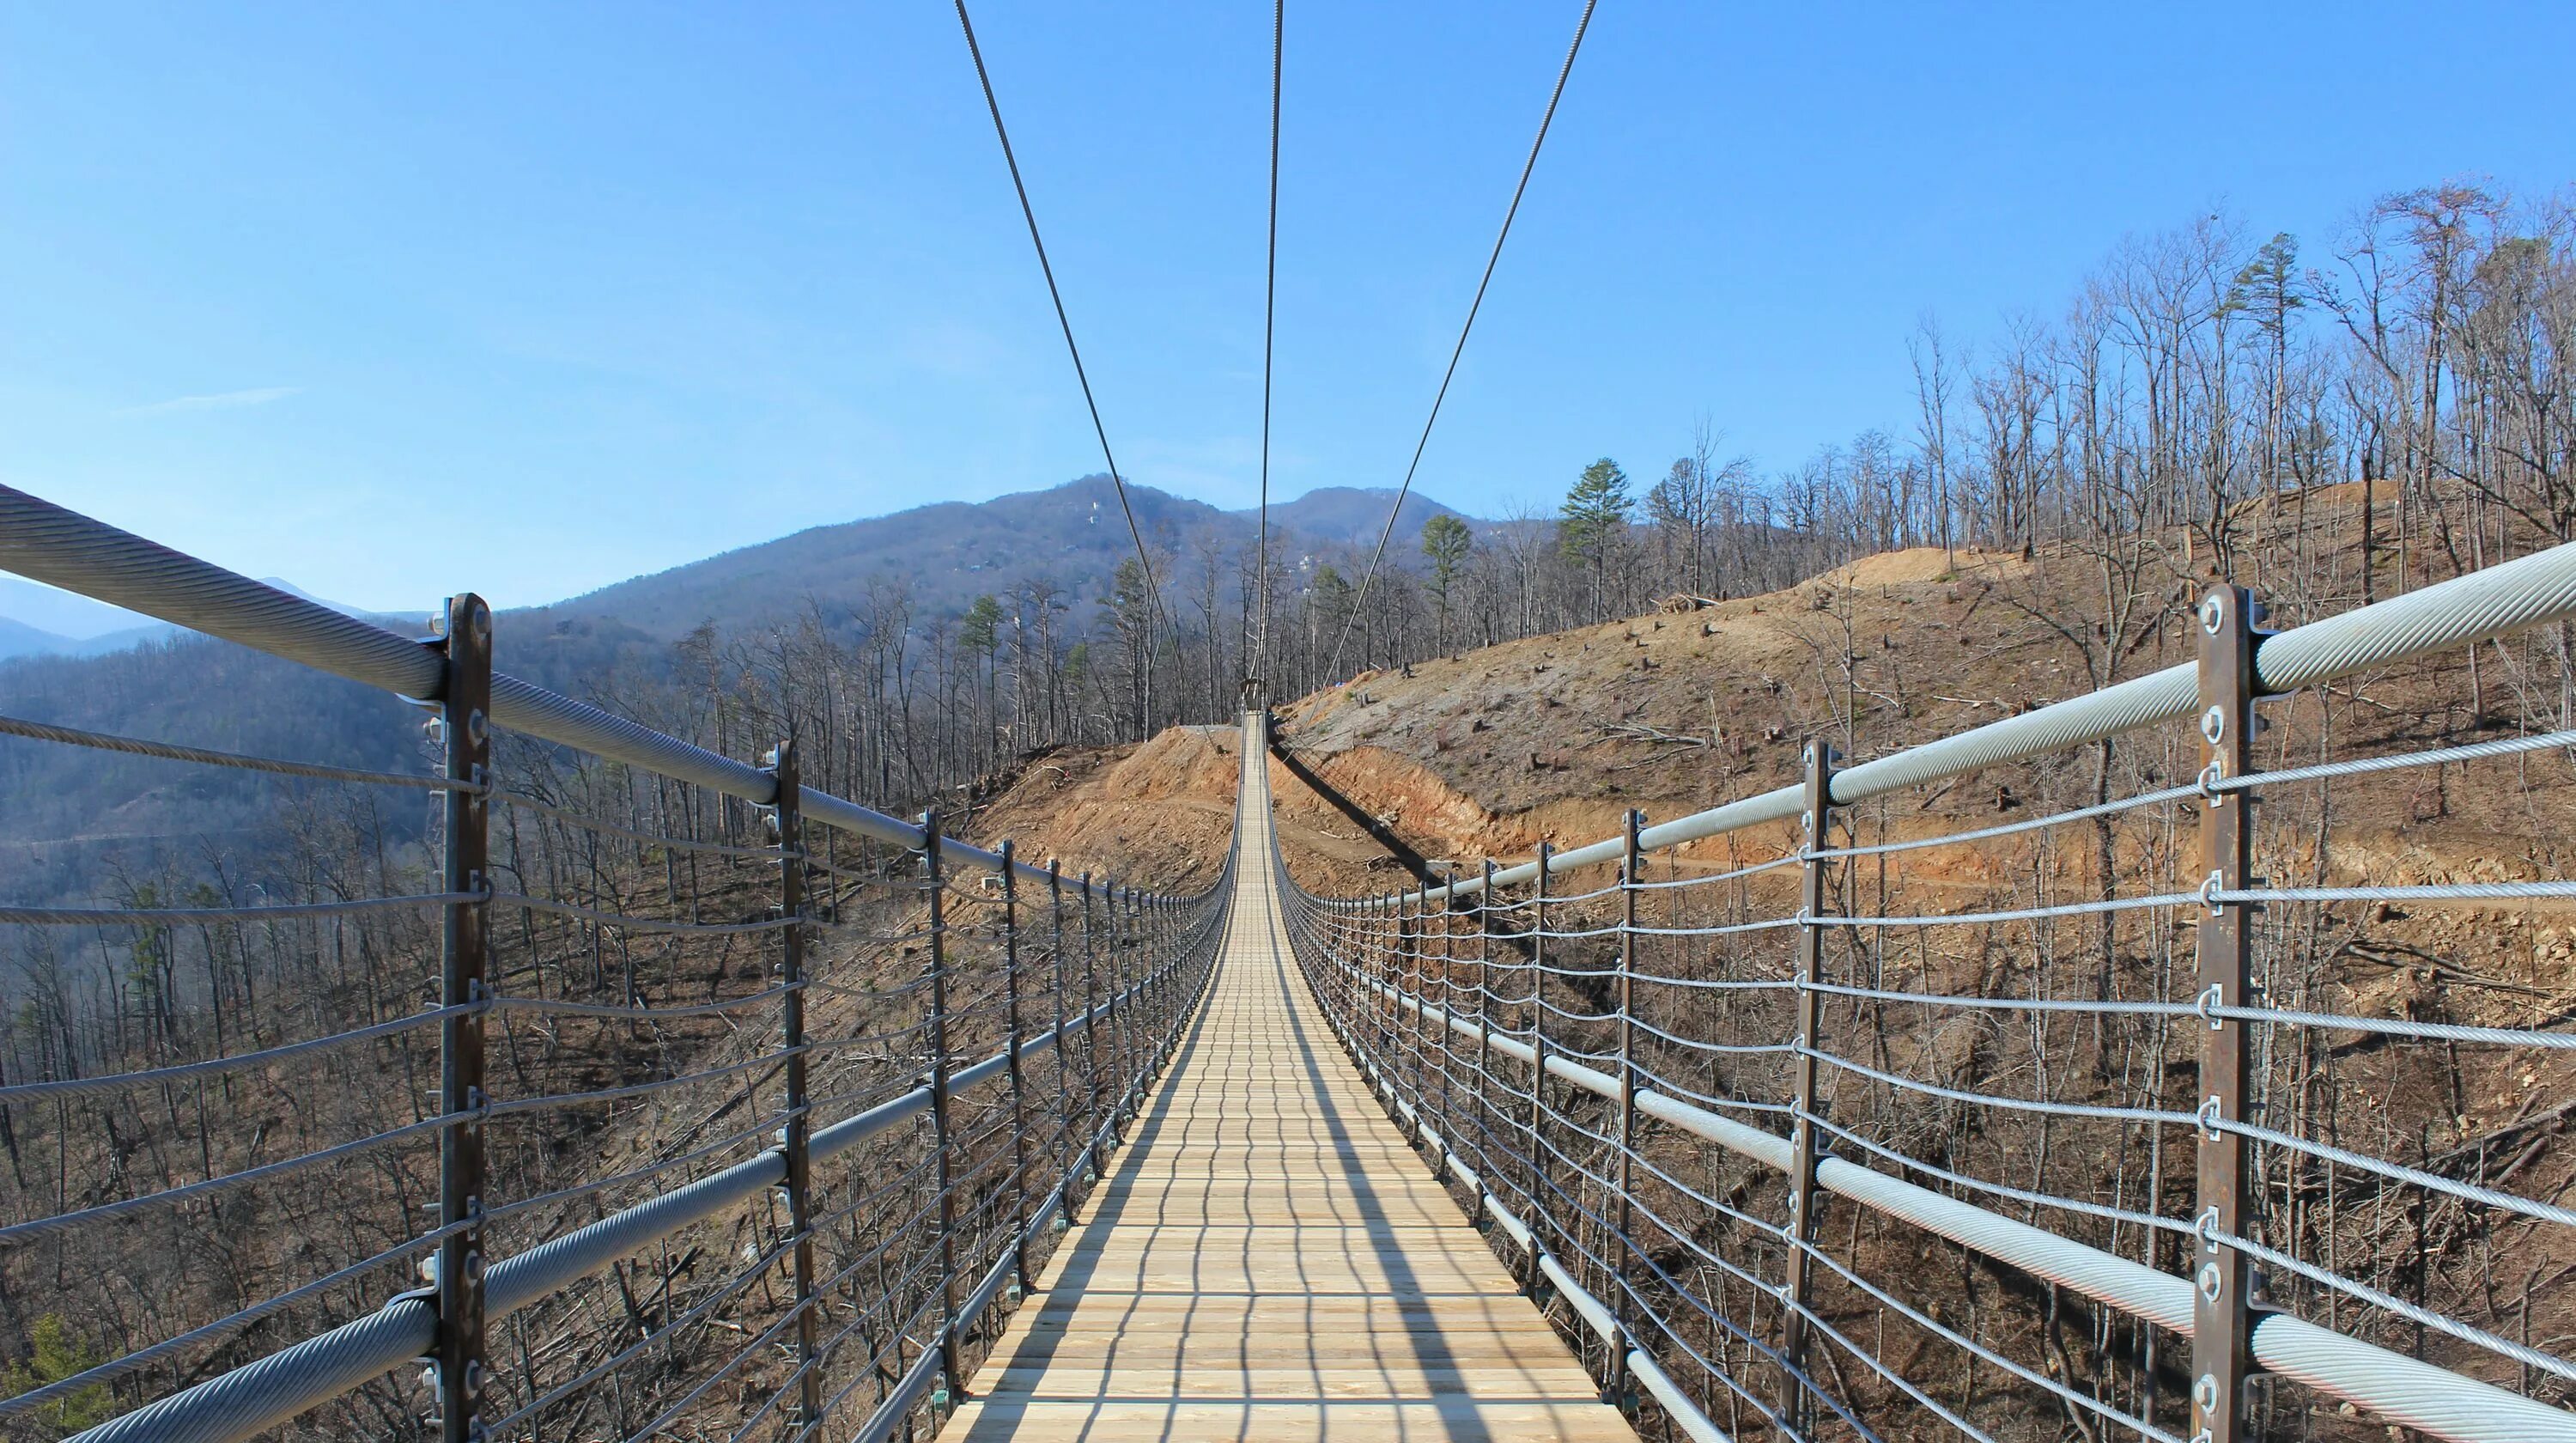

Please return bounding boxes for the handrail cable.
[1322,0,1600,679]
[0,711,471,790]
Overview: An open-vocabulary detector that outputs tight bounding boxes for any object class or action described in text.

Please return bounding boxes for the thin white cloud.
[122,386,302,415]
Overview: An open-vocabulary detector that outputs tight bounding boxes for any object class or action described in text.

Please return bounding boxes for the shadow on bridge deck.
[945,744,1632,1441]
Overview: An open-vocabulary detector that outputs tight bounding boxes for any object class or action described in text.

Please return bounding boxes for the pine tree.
[1559,457,1631,622]
[957,594,1005,763]
[2225,232,2306,499]
[3,1315,112,1439]
[1419,514,1473,646]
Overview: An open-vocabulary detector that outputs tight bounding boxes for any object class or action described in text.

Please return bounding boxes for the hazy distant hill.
[549,476,1471,639]
[0,616,80,663]
[0,572,425,661]
[1230,486,1468,550]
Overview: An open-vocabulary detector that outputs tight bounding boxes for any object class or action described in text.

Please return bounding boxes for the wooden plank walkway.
[946,737,1633,1441]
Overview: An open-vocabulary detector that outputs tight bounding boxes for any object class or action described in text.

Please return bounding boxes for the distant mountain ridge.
[0,476,1474,899]
[0,573,424,661]
[0,481,1473,655]
[540,477,1473,639]
[1226,487,1468,550]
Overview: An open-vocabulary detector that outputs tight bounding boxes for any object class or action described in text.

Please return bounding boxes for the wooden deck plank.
[945,744,1634,1441]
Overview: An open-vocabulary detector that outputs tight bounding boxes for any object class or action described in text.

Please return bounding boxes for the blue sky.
[3,2,2569,614]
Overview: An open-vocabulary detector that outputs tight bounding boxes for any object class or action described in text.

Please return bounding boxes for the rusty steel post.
[1114,886,1135,1133]
[999,840,1032,1296]
[1080,874,1102,1183]
[1438,876,1457,1154]
[768,740,821,1428]
[2193,584,2260,1443]
[1474,858,1497,1227]
[1048,862,1075,1225]
[1124,886,1144,1117]
[1400,890,1424,1145]
[920,811,966,1401]
[434,593,491,1443]
[1777,740,1836,1428]
[1611,807,1644,1405]
[1526,840,1556,1288]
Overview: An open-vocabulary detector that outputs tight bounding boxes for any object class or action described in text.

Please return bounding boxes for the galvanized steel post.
[2193,584,2260,1443]
[434,593,491,1443]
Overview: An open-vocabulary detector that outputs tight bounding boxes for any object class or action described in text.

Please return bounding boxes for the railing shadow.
[949,807,1610,1441]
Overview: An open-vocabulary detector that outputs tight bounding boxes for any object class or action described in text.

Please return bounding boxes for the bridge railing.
[1272,556,2576,1443]
[0,485,1234,1443]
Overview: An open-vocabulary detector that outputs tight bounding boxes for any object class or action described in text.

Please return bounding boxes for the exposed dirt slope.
[962,503,2576,1434]
[981,507,2576,931]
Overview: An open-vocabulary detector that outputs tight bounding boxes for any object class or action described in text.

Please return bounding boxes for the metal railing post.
[1400,890,1423,1145]
[1113,886,1133,1132]
[1386,893,1403,1095]
[1164,893,1181,1052]
[1778,741,1836,1428]
[1049,862,1073,1224]
[1149,892,1165,1068]
[1351,898,1370,1057]
[1144,892,1164,1082]
[767,740,821,1429]
[1157,895,1174,1065]
[1612,807,1644,1405]
[1526,840,1556,1290]
[2193,584,2259,1443]
[1474,858,1497,1228]
[1438,879,1457,1152]
[999,840,1032,1296]
[1131,890,1149,1096]
[1366,898,1379,1056]
[434,593,491,1443]
[1127,888,1145,1105]
[1103,883,1122,1137]
[920,810,966,1403]
[1364,895,1382,1064]
[1080,874,1102,1180]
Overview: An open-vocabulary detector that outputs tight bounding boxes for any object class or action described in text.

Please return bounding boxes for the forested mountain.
[1230,486,1468,547]
[0,479,1471,898]
[552,476,1229,636]
[0,618,79,663]
[7,181,2573,907]
[544,477,1470,640]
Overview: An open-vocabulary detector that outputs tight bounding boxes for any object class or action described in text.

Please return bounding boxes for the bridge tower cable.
[1323,0,1599,681]
[1249,0,1284,704]
[952,0,1176,725]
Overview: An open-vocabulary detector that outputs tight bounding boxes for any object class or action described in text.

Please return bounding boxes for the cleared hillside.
[975,498,2576,1438]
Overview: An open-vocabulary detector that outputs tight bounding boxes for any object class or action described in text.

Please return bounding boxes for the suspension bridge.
[945,731,1630,1441]
[6,483,2576,1443]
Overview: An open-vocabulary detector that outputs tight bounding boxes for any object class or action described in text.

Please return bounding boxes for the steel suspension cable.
[951,0,1174,691]
[1251,0,1284,692]
[1323,0,1600,680]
